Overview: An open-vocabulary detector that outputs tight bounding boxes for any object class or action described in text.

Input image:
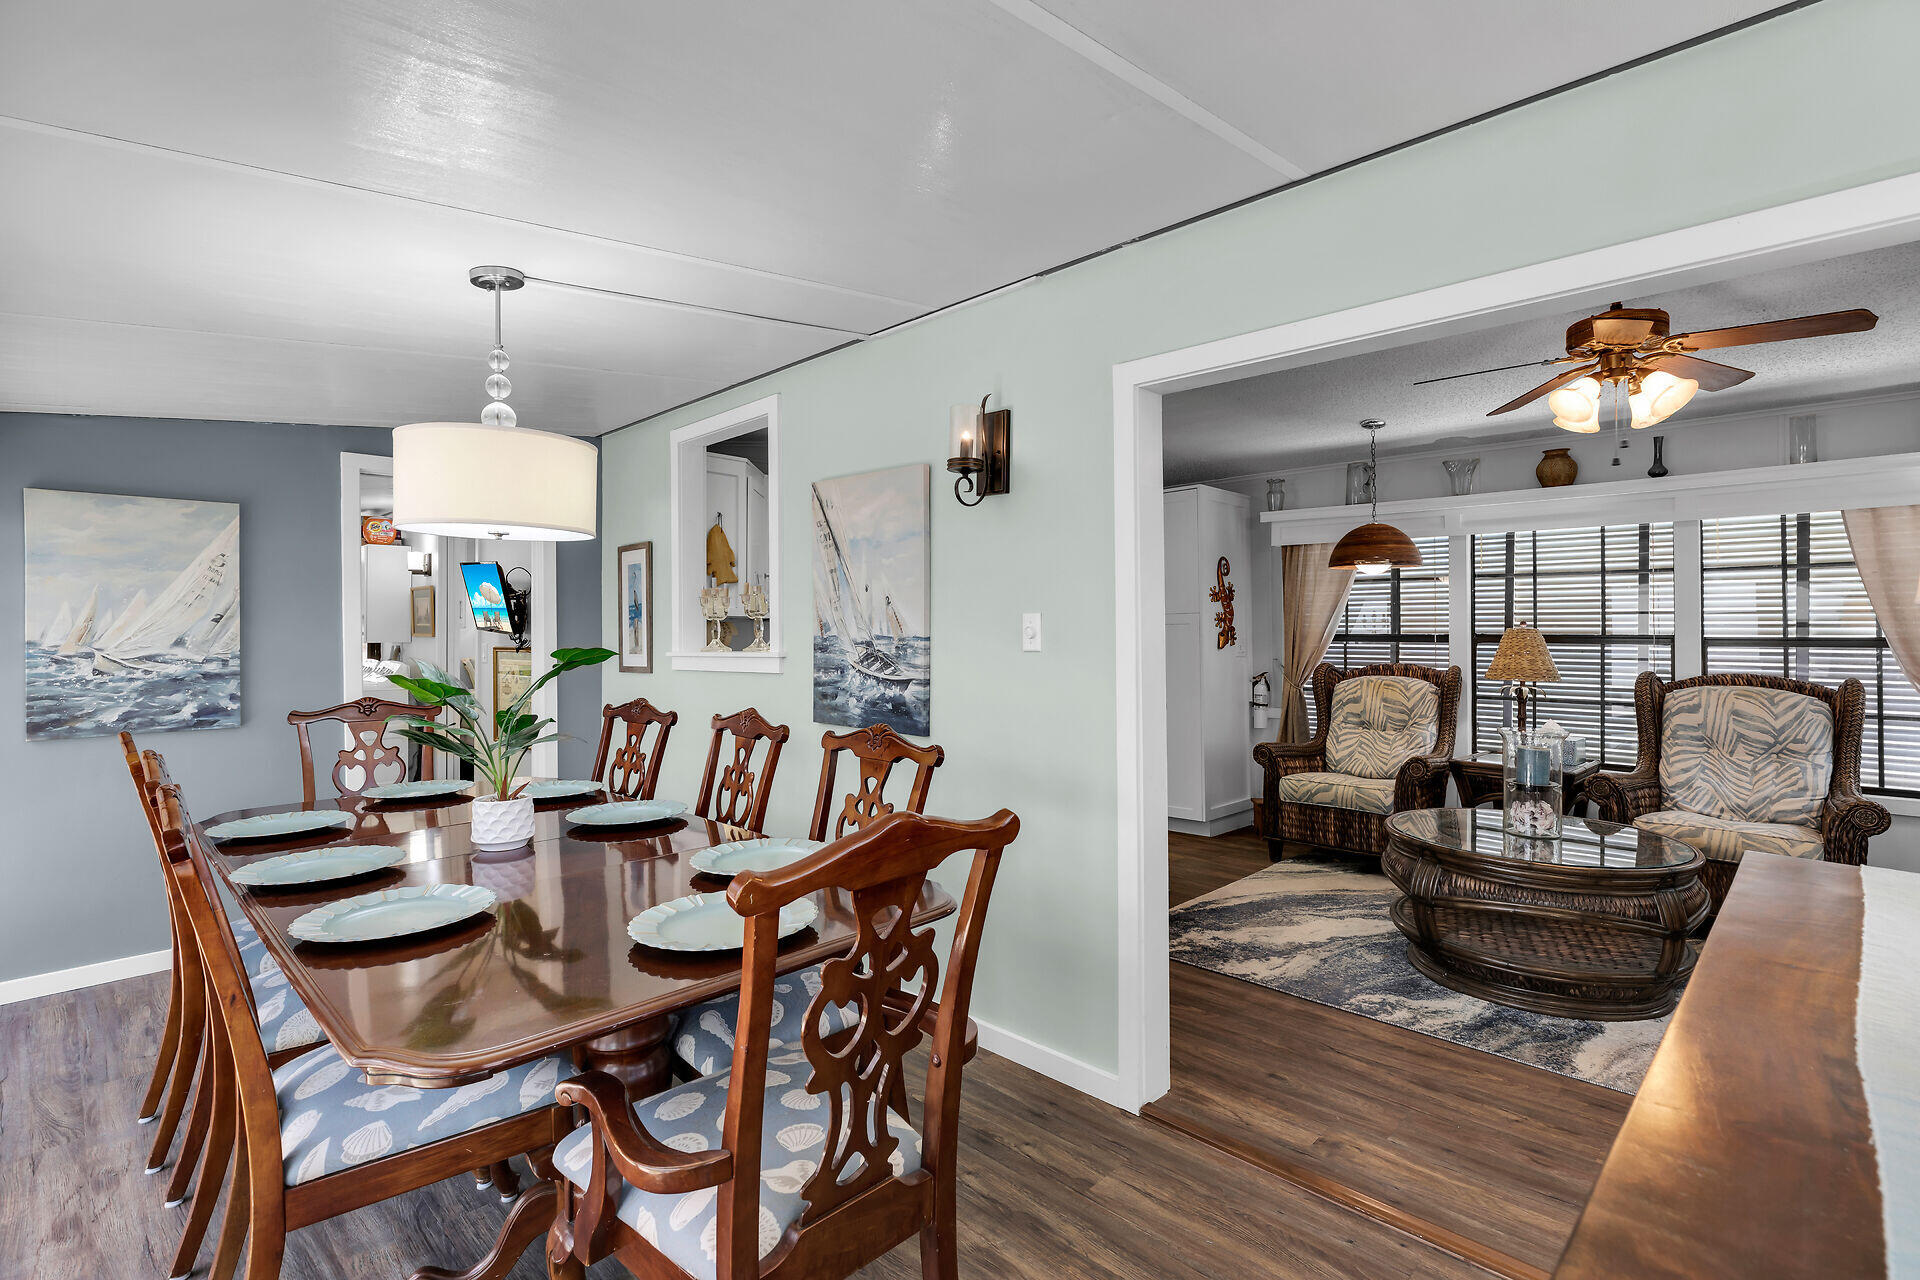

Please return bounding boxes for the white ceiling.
[0,1,1782,434]
[1162,238,1920,483]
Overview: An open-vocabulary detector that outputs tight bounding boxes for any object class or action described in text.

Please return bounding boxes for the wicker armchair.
[1588,671,1891,910]
[1253,662,1461,861]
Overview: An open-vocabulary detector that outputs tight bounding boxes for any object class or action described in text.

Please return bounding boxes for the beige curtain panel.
[1277,543,1354,742]
[1844,505,1920,695]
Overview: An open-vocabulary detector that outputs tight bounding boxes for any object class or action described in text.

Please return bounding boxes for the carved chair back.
[808,724,946,842]
[564,808,1019,1279]
[1630,670,1865,802]
[1306,661,1461,758]
[590,698,678,800]
[288,698,442,804]
[695,707,790,831]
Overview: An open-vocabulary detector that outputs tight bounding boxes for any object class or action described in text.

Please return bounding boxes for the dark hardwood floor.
[1153,831,1633,1280]
[2,970,1486,1280]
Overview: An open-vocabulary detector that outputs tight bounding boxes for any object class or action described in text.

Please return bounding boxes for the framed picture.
[617,541,653,674]
[24,488,241,740]
[492,647,533,714]
[409,585,436,638]
[810,464,930,736]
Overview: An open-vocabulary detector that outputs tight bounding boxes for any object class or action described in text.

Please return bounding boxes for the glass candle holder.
[1501,727,1563,838]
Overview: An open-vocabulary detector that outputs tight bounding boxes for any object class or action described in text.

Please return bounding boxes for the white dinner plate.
[627,892,818,952]
[288,883,498,944]
[523,779,602,800]
[565,799,687,827]
[230,844,408,888]
[205,810,355,843]
[689,836,824,879]
[362,779,473,801]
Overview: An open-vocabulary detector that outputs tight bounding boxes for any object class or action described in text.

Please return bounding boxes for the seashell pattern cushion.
[273,1044,573,1186]
[229,913,328,1055]
[553,1047,923,1278]
[669,964,857,1077]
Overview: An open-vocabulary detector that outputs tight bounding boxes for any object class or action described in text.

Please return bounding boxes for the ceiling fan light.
[1629,370,1699,428]
[1546,377,1601,433]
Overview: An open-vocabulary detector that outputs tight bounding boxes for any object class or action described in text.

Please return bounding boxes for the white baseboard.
[973,1017,1139,1113]
[0,948,171,1007]
[1168,812,1255,838]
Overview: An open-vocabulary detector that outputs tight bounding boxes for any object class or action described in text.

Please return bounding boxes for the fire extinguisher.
[1250,671,1272,732]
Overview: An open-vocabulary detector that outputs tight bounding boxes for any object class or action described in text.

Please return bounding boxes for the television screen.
[460,562,513,634]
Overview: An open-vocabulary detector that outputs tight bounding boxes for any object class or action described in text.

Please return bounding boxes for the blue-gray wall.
[555,462,605,779]
[0,413,601,984]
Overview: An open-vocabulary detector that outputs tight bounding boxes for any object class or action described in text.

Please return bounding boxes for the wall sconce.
[407,551,434,577]
[947,394,1012,507]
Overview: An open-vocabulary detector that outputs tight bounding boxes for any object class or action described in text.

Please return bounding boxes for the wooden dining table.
[198,787,957,1100]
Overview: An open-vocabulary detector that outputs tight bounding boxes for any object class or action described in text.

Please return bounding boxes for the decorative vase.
[1442,458,1479,496]
[1788,414,1818,464]
[1647,436,1669,479]
[1345,461,1375,506]
[1500,728,1564,839]
[470,795,535,851]
[1536,448,1578,488]
[1265,478,1286,512]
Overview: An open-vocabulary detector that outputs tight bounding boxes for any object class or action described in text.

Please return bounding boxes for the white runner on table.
[1859,864,1920,1279]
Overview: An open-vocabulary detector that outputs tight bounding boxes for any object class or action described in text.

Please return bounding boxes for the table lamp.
[1486,624,1559,730]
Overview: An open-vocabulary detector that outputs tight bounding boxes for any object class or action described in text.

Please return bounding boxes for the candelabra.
[700,585,731,652]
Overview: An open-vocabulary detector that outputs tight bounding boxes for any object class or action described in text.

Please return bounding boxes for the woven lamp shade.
[1485,625,1560,683]
[1328,521,1422,571]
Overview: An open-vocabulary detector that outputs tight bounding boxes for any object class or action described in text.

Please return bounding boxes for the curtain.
[1277,543,1353,742]
[1844,505,1920,694]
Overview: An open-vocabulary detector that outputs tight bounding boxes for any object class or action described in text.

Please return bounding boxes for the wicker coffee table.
[1382,807,1709,1021]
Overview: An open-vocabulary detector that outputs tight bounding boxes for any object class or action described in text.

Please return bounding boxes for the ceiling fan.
[1417,303,1878,432]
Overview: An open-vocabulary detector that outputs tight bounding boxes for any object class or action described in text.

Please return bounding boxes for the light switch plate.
[1021,612,1042,652]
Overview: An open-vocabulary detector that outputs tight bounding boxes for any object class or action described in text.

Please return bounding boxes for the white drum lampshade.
[392,422,598,541]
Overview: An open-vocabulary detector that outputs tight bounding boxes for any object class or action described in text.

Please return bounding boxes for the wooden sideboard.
[1554,854,1888,1278]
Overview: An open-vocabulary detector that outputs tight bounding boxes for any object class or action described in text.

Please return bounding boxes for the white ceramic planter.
[470,795,536,850]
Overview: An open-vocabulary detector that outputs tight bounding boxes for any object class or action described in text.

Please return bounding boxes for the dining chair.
[807,723,946,842]
[155,781,578,1280]
[548,807,1020,1280]
[694,707,790,832]
[120,736,326,1213]
[287,697,444,805]
[590,698,678,800]
[671,724,948,1078]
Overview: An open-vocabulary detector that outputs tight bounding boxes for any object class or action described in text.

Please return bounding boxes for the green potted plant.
[388,647,614,850]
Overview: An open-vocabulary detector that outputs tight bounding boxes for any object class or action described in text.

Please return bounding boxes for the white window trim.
[666,395,785,674]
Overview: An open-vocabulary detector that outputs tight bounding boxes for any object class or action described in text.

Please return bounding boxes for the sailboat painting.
[810,464,930,736]
[23,489,241,740]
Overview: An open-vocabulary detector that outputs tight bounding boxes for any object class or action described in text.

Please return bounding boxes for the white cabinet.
[705,454,770,594]
[1165,484,1254,833]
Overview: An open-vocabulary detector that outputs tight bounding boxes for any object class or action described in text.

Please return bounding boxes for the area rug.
[1170,859,1670,1093]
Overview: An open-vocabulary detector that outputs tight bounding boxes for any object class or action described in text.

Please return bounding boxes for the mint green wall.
[601,0,1920,1077]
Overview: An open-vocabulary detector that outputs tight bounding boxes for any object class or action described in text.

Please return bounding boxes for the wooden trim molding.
[0,947,172,1007]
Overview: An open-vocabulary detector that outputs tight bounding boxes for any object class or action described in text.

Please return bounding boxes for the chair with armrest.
[546,807,1020,1280]
[1253,662,1460,861]
[1587,671,1891,911]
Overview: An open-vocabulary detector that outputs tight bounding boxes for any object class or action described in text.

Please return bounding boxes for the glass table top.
[1388,806,1700,870]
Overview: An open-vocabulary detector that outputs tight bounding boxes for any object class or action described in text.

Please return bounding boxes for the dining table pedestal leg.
[582,1014,674,1101]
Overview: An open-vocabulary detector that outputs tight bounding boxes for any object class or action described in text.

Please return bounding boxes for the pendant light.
[393,266,599,542]
[1329,419,1421,577]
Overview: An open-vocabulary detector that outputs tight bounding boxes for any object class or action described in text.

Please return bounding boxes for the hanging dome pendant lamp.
[1329,419,1421,576]
[393,266,599,542]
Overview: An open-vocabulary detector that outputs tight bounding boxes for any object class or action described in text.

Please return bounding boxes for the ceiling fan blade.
[1642,353,1755,391]
[1486,364,1598,416]
[1667,308,1878,352]
[1412,357,1562,387]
